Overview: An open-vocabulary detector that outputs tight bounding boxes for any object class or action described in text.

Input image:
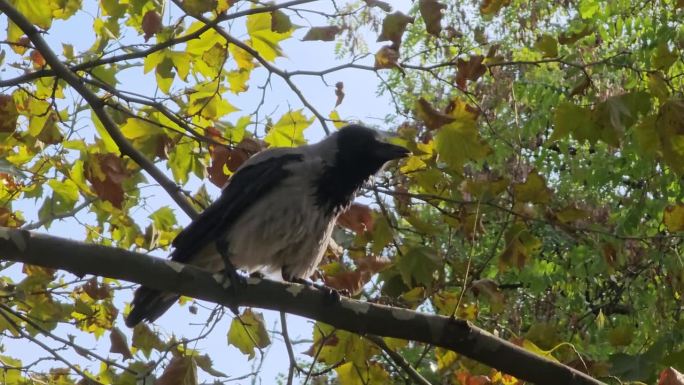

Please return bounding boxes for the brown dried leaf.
[376,11,414,46]
[109,327,133,360]
[456,55,486,89]
[0,94,19,133]
[334,82,345,107]
[364,0,392,12]
[415,97,456,130]
[302,26,342,41]
[157,356,197,385]
[337,203,374,233]
[419,0,446,36]
[85,153,128,208]
[142,10,162,42]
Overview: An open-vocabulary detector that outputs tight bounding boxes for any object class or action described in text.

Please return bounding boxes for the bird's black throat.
[314,126,389,214]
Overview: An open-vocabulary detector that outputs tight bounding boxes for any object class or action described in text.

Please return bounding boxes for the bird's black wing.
[170,152,304,264]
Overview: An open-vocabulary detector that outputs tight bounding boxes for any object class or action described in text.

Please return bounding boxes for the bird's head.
[330,124,410,173]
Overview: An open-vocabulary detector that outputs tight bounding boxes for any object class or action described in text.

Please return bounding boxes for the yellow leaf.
[246,12,292,62]
[335,362,389,385]
[512,170,552,203]
[664,204,684,232]
[264,109,313,147]
[227,309,271,359]
[329,110,346,129]
[16,0,53,29]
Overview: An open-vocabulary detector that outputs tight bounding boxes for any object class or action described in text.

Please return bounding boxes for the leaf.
[364,0,392,12]
[141,10,162,42]
[337,203,374,233]
[0,94,19,133]
[419,0,446,36]
[374,45,400,69]
[551,101,598,143]
[334,81,345,107]
[512,170,552,204]
[131,323,164,358]
[376,11,414,46]
[415,98,455,130]
[15,0,53,29]
[264,109,313,147]
[499,222,541,269]
[157,356,197,385]
[335,362,390,385]
[270,10,292,33]
[534,34,558,58]
[183,0,216,15]
[434,101,490,171]
[246,12,292,61]
[664,204,684,232]
[195,354,228,377]
[653,42,678,71]
[85,153,128,209]
[329,110,346,129]
[310,322,378,366]
[455,55,486,88]
[480,0,511,15]
[109,327,133,360]
[302,26,342,41]
[656,100,684,175]
[227,309,271,359]
[396,246,440,287]
[659,368,684,385]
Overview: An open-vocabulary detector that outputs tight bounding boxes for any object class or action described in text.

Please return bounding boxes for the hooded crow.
[125,124,409,327]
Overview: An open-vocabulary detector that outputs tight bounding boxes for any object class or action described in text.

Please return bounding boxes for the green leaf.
[396,246,440,287]
[149,206,176,230]
[534,34,558,58]
[434,119,490,172]
[47,179,79,205]
[227,309,271,359]
[132,323,164,358]
[513,170,552,203]
[264,110,313,147]
[0,355,23,385]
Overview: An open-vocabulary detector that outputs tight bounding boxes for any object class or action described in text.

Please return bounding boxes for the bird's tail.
[125,286,179,327]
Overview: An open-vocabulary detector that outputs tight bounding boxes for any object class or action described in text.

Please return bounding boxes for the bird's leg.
[216,239,244,314]
[282,268,342,304]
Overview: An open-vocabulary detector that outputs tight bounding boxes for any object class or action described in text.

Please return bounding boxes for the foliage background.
[0,0,683,384]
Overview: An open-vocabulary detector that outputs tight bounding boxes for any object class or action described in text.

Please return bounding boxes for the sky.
[1,0,414,383]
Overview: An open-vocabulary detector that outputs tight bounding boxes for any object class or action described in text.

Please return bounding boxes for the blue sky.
[1,0,414,383]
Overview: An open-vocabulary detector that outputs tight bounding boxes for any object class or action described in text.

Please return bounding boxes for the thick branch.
[0,0,198,220]
[0,228,605,385]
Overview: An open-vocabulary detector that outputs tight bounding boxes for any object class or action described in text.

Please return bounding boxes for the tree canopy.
[0,0,683,384]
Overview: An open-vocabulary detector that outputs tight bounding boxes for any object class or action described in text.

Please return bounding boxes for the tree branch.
[0,0,199,220]
[365,335,432,385]
[0,227,606,385]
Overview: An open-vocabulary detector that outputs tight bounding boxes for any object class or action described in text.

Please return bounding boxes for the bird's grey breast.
[225,157,335,279]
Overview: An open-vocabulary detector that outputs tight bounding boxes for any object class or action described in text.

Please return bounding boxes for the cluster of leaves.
[0,0,683,384]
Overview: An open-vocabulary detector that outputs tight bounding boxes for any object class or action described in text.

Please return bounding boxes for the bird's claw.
[291,278,343,304]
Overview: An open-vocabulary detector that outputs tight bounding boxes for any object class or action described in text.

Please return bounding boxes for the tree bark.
[0,228,604,385]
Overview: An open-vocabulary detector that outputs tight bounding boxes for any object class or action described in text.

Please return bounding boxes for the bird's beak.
[375,142,411,161]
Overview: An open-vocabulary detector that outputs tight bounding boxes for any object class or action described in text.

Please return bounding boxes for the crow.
[125,124,409,327]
